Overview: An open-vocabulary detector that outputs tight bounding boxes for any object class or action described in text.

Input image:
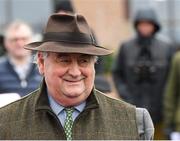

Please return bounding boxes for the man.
[0,13,154,140]
[0,21,42,97]
[112,8,173,139]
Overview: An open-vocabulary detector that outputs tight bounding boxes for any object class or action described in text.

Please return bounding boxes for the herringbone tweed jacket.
[0,81,153,140]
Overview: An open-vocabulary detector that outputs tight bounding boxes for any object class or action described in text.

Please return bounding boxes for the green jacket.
[164,52,180,132]
[0,81,139,140]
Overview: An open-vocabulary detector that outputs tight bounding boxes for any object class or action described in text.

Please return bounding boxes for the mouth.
[64,78,84,83]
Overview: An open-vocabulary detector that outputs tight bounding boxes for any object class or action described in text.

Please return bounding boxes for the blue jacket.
[0,56,42,97]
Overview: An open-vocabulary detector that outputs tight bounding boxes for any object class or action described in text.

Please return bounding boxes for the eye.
[59,58,70,62]
[78,57,91,67]
[79,58,89,63]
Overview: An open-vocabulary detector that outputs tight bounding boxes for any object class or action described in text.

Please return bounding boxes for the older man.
[0,13,154,140]
[0,21,42,97]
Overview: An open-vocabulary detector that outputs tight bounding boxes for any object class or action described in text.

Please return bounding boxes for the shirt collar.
[48,93,86,115]
[74,101,86,112]
[48,94,64,115]
[35,79,99,111]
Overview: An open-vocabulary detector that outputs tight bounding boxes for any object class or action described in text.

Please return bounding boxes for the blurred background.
[0,0,178,87]
[0,0,179,76]
[0,0,179,52]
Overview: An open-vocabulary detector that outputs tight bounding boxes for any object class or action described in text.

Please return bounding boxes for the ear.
[37,52,45,75]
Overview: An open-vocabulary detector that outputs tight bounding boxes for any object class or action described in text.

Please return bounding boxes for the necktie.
[64,107,74,140]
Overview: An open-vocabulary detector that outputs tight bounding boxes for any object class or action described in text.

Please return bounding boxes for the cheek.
[5,43,14,51]
[45,64,67,79]
[85,67,95,83]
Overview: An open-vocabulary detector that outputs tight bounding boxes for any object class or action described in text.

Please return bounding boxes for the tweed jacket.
[0,81,153,140]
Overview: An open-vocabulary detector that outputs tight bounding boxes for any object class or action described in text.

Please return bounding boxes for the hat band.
[43,32,96,45]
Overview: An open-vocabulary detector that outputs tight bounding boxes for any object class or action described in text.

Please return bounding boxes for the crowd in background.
[0,0,180,140]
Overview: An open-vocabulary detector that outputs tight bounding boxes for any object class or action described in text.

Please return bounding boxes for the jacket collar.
[35,79,99,111]
[35,79,51,111]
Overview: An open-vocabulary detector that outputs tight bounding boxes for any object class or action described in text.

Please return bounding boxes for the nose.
[68,61,81,77]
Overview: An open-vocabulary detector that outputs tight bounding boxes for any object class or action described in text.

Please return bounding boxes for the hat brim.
[24,41,112,56]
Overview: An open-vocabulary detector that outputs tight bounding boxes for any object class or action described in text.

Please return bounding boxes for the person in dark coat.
[0,21,42,97]
[112,8,173,139]
[0,13,154,140]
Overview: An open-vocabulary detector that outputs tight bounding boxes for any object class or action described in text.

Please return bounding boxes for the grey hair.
[33,51,48,64]
[4,20,33,39]
[93,56,98,63]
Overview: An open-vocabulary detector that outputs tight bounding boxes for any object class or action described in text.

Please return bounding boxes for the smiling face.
[37,52,96,107]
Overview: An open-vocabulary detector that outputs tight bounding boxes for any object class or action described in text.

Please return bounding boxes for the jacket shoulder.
[94,89,136,111]
[94,90,139,137]
[94,90,154,140]
[0,89,40,124]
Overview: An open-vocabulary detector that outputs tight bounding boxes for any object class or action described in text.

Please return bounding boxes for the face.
[137,21,155,37]
[4,25,32,59]
[37,52,96,107]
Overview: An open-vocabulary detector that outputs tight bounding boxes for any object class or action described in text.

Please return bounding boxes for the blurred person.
[0,13,154,140]
[163,51,180,140]
[112,8,173,139]
[0,21,42,97]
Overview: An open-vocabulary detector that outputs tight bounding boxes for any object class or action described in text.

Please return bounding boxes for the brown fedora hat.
[24,13,112,56]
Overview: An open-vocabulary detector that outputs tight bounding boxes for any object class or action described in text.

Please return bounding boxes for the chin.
[64,91,83,98]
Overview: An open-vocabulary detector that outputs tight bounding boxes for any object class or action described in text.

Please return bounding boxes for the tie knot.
[65,107,74,115]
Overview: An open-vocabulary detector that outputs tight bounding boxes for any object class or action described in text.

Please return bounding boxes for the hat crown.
[24,13,112,56]
[45,13,91,35]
